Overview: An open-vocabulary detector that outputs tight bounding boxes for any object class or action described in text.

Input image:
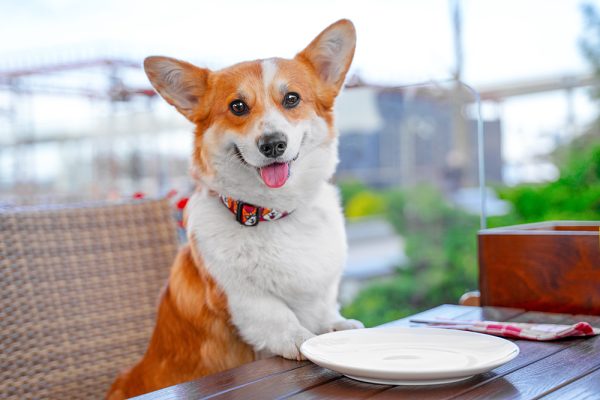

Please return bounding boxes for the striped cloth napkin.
[410,318,600,341]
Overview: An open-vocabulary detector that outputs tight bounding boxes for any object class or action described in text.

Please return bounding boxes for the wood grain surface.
[133,305,600,400]
[479,221,600,315]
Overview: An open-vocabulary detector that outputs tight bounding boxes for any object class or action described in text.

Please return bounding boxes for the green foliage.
[489,137,600,227]
[342,272,420,328]
[339,137,600,327]
[345,191,388,218]
[337,180,369,209]
[339,183,479,327]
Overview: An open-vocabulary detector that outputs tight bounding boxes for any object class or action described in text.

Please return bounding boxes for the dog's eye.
[229,100,249,116]
[283,92,300,109]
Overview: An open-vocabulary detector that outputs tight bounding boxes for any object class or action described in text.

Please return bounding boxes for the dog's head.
[144,20,356,209]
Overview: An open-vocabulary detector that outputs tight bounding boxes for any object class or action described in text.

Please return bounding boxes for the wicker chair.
[0,199,179,399]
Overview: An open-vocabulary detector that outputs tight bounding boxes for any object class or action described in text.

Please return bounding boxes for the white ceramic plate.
[300,327,519,385]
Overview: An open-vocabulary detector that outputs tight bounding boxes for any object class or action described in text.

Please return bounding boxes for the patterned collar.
[219,195,292,226]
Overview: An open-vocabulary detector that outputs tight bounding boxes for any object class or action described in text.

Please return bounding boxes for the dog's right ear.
[144,56,209,121]
[296,19,356,99]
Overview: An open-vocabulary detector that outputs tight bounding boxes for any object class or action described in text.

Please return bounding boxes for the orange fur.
[107,244,254,399]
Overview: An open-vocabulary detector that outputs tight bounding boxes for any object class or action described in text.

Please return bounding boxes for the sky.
[1,0,599,183]
[0,0,596,84]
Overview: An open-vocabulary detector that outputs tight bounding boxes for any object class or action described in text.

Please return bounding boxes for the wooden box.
[478,221,600,315]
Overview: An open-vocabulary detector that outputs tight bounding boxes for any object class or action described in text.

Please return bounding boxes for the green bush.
[345,191,388,218]
[339,137,599,327]
[339,183,479,327]
[490,137,600,227]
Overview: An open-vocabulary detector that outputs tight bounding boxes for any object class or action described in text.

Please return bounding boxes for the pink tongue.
[260,163,289,188]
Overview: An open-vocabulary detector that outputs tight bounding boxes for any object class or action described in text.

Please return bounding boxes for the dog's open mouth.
[232,145,299,189]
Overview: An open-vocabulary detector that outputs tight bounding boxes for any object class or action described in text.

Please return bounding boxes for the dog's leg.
[225,289,315,361]
[323,294,365,332]
[328,315,365,331]
[307,303,364,333]
[294,281,365,334]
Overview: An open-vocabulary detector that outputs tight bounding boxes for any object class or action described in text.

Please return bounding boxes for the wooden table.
[134,305,600,399]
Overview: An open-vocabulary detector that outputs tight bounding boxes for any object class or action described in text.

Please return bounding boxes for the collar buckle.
[236,202,260,227]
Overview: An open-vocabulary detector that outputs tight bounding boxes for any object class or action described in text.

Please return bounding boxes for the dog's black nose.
[258,132,287,158]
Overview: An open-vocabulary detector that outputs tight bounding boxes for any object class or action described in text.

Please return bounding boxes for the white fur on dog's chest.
[187,184,346,307]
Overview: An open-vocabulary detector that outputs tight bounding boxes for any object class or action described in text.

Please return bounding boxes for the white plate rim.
[300,327,520,382]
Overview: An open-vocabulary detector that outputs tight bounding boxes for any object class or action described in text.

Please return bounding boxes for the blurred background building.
[0,58,592,203]
[336,82,503,190]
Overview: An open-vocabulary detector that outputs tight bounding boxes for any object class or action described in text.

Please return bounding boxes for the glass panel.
[336,80,484,324]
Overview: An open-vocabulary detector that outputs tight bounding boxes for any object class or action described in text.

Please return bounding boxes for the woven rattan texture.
[0,200,179,399]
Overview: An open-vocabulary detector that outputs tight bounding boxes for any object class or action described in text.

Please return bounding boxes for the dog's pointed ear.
[144,56,209,121]
[296,19,356,95]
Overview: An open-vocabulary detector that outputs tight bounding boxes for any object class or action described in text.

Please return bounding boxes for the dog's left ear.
[296,19,356,97]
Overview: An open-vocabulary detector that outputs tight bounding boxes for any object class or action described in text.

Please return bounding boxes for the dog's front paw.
[330,318,365,332]
[271,329,315,361]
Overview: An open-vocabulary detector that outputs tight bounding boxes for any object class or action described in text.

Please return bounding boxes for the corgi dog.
[108,19,363,399]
